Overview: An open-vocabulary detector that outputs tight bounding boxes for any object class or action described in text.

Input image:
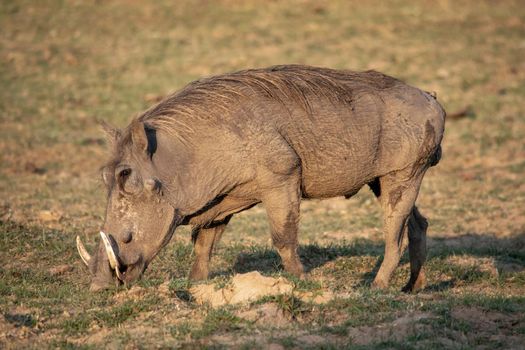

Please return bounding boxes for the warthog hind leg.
[370,168,428,290]
[402,206,428,292]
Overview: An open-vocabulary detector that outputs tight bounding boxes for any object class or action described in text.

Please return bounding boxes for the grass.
[1,219,524,347]
[1,0,524,348]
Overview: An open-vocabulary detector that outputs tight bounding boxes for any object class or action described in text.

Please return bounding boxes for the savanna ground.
[1,0,524,348]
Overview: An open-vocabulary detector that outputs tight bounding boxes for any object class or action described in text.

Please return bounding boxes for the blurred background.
[0,1,524,347]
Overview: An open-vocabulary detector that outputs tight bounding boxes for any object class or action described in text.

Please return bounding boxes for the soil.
[190,271,294,307]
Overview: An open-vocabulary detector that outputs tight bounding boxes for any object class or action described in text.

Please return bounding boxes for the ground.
[1,0,524,349]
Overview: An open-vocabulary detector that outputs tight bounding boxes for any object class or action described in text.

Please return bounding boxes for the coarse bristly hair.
[135,65,401,139]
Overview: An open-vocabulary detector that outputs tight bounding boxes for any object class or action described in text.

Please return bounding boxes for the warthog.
[77,65,445,292]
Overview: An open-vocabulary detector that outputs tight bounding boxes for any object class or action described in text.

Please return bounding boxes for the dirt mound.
[452,306,524,331]
[297,290,334,304]
[236,303,290,326]
[348,312,434,345]
[190,271,294,307]
[190,271,336,307]
[448,306,525,349]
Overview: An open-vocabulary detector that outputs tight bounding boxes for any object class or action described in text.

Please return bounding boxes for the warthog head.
[76,121,179,291]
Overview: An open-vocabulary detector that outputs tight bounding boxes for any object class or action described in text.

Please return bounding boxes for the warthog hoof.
[371,278,389,290]
[402,272,426,293]
[189,263,209,281]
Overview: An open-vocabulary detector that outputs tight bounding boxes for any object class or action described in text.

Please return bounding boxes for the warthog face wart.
[77,121,178,291]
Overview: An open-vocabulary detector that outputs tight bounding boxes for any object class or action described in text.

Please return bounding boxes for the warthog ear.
[131,121,157,156]
[98,120,121,149]
[131,121,148,153]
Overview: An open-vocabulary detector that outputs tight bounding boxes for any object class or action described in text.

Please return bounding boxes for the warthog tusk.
[76,236,92,266]
[99,231,124,280]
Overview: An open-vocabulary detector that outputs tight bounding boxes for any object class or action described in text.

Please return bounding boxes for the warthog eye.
[119,168,131,178]
[118,168,132,192]
[117,167,144,195]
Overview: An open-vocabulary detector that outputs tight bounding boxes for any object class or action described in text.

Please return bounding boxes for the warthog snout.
[76,232,147,289]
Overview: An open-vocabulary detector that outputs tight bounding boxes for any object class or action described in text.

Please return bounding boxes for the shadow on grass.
[230,231,525,291]
[4,313,37,328]
[232,239,384,276]
[428,232,525,268]
[425,279,457,292]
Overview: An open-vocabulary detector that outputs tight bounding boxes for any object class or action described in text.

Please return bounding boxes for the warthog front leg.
[189,216,231,281]
[260,171,304,278]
